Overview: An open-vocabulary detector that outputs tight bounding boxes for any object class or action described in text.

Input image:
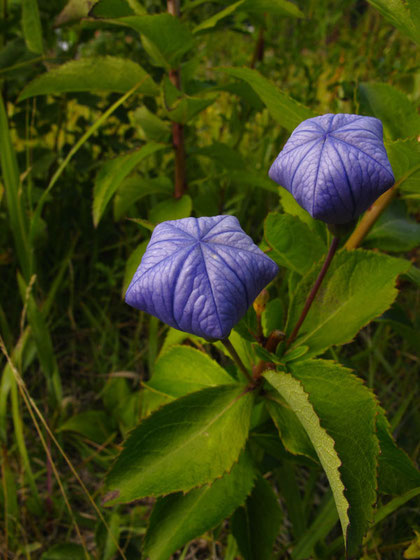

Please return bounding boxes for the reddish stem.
[286,236,340,348]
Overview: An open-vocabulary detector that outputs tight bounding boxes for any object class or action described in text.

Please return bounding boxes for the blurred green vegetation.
[0,0,419,558]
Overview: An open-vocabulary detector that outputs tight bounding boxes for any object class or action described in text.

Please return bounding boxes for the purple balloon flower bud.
[269,114,395,224]
[125,216,279,340]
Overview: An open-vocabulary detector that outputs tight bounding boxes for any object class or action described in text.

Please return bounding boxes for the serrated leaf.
[93,143,166,226]
[112,15,195,69]
[231,475,283,560]
[265,359,379,556]
[147,345,234,398]
[220,67,314,132]
[286,249,410,357]
[377,408,420,495]
[143,451,255,560]
[359,82,420,140]
[18,56,158,101]
[367,0,420,45]
[105,384,254,503]
[266,398,317,462]
[22,0,43,54]
[264,212,326,275]
[193,0,245,33]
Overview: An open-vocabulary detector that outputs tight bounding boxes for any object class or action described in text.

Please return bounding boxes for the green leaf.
[220,67,314,132]
[18,56,158,101]
[41,543,87,560]
[286,249,410,357]
[133,106,171,142]
[149,195,192,224]
[147,345,234,398]
[359,82,420,140]
[162,76,216,124]
[121,240,148,297]
[113,15,195,69]
[105,384,254,503]
[114,176,172,221]
[193,0,245,33]
[364,201,420,252]
[192,142,245,170]
[367,0,420,45]
[59,411,115,443]
[0,96,31,280]
[89,0,145,18]
[231,476,283,560]
[22,0,43,54]
[261,298,284,336]
[229,170,278,193]
[143,452,255,560]
[385,138,420,196]
[93,143,166,226]
[376,408,420,495]
[266,398,317,462]
[17,274,62,403]
[292,495,339,560]
[55,0,93,26]
[265,359,379,556]
[264,212,326,275]
[241,0,304,17]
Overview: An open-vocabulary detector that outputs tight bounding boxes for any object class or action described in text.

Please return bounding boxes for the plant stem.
[221,339,252,382]
[344,185,397,249]
[167,0,186,199]
[250,26,265,68]
[286,236,340,347]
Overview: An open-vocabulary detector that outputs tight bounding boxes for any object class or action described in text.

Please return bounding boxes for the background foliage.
[0,0,419,558]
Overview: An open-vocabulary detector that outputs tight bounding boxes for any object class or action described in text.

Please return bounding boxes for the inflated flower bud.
[269,113,394,224]
[125,216,279,340]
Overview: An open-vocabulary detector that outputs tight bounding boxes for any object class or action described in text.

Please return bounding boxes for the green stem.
[221,339,252,382]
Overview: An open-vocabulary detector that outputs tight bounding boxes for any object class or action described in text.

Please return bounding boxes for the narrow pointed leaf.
[18,56,158,101]
[286,249,410,357]
[264,369,349,544]
[143,452,255,560]
[193,1,245,33]
[266,398,317,462]
[367,0,420,45]
[0,96,31,279]
[22,0,43,54]
[93,142,166,226]
[220,67,314,132]
[105,384,254,503]
[265,359,379,556]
